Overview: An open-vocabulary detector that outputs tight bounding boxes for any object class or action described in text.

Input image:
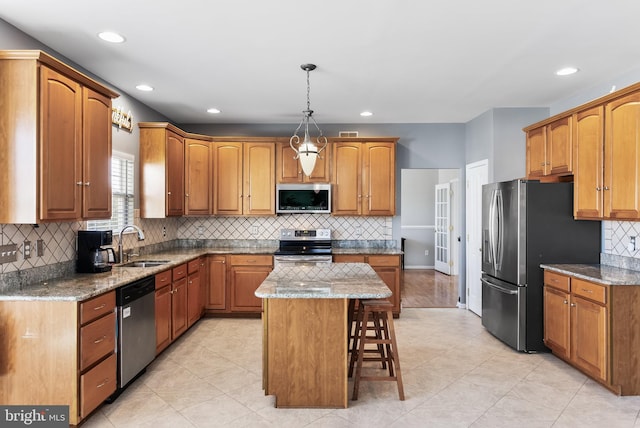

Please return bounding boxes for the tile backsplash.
[0,214,392,277]
[603,220,640,258]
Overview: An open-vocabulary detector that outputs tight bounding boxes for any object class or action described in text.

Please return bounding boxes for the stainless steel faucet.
[118,225,145,263]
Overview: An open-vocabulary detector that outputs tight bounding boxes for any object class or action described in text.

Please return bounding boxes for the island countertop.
[255,262,392,299]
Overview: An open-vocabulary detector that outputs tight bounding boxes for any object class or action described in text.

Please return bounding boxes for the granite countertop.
[331,248,403,255]
[255,262,392,299]
[541,263,640,286]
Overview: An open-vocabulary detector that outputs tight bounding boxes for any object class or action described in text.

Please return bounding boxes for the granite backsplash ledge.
[600,253,640,271]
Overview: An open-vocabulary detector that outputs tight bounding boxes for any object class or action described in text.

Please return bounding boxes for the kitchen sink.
[119,260,170,268]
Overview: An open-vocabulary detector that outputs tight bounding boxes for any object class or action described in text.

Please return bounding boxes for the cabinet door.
[166,131,184,216]
[207,255,227,310]
[363,142,395,215]
[543,285,570,359]
[171,277,188,339]
[244,142,275,215]
[276,141,330,183]
[230,265,271,312]
[155,285,172,355]
[214,142,243,215]
[526,126,546,178]
[571,295,608,382]
[546,116,572,175]
[573,107,604,219]
[332,142,362,215]
[82,88,112,219]
[604,92,640,219]
[371,266,401,315]
[187,271,201,327]
[185,138,212,215]
[39,65,83,220]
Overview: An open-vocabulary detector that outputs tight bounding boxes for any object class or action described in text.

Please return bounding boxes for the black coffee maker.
[77,230,116,273]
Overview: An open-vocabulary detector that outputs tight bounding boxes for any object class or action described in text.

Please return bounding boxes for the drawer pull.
[581,288,593,293]
[563,300,568,304]
[570,303,576,307]
[247,259,256,263]
[93,335,107,344]
[93,303,106,311]
[176,270,184,275]
[96,379,109,388]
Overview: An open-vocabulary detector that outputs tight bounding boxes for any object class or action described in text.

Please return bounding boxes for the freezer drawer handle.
[481,278,518,295]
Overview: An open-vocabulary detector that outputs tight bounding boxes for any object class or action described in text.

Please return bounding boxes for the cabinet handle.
[596,187,601,191]
[93,335,107,344]
[540,162,545,167]
[247,259,256,263]
[603,186,610,190]
[96,379,109,388]
[581,288,593,294]
[76,181,83,185]
[84,182,90,186]
[563,300,568,304]
[570,303,576,307]
[167,191,172,195]
[93,303,106,311]
[185,193,189,197]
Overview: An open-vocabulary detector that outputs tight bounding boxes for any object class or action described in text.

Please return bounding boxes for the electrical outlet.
[251,225,259,235]
[425,250,429,256]
[36,239,44,257]
[355,227,363,236]
[629,236,637,252]
[162,226,166,238]
[23,240,31,259]
[197,226,204,237]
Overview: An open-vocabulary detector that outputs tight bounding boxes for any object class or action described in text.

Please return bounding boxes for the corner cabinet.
[543,269,640,395]
[213,141,275,216]
[0,50,118,223]
[331,138,397,216]
[139,123,185,218]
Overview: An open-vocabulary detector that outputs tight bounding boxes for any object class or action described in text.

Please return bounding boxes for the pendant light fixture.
[290,64,328,177]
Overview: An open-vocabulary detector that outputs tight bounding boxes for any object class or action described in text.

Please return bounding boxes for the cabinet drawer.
[155,269,172,289]
[368,255,400,267]
[80,291,115,325]
[173,263,188,281]
[80,311,116,371]
[229,255,273,266]
[544,270,570,293]
[80,353,117,418]
[188,258,200,273]
[333,254,365,263]
[572,278,607,305]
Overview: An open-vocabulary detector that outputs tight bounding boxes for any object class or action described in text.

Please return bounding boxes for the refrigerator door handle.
[488,189,497,269]
[481,277,518,295]
[496,189,504,270]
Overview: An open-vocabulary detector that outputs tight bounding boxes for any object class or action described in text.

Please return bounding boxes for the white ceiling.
[2,0,640,125]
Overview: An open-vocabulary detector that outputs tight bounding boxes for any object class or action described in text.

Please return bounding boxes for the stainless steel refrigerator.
[481,179,600,352]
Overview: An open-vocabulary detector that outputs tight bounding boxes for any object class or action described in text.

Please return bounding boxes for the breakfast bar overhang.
[255,262,392,408]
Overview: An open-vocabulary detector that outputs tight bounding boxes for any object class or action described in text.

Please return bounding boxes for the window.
[87,151,135,233]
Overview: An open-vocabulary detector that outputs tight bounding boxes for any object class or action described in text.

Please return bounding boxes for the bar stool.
[348,299,387,377]
[351,299,404,401]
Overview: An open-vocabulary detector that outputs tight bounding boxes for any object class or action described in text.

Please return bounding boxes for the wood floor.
[401,269,459,308]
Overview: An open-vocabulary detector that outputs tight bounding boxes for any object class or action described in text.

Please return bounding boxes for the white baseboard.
[456,302,466,309]
[404,265,434,270]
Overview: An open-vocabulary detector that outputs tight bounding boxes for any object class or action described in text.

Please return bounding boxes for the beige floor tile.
[180,395,254,427]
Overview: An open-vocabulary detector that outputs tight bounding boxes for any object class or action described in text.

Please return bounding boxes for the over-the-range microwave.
[276,183,331,214]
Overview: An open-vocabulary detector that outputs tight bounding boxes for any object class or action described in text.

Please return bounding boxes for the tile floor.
[83,309,640,427]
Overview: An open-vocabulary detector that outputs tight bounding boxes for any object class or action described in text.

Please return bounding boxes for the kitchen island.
[255,262,391,408]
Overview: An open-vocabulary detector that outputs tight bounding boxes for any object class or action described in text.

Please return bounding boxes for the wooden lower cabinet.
[230,255,273,312]
[543,270,640,395]
[0,290,117,425]
[332,253,402,316]
[155,261,202,355]
[206,255,227,310]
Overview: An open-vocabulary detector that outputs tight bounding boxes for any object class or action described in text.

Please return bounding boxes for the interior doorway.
[465,159,488,315]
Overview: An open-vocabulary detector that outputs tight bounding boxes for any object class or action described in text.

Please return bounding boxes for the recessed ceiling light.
[135,84,154,92]
[360,111,373,117]
[556,67,579,76]
[98,31,125,43]
[207,108,221,114]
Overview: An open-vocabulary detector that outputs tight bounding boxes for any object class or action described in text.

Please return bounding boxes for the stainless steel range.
[274,229,332,265]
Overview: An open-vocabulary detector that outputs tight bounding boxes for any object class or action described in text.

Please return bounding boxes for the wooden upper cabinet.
[139,124,185,218]
[213,142,243,215]
[332,139,397,216]
[0,51,117,223]
[526,116,572,180]
[547,116,573,175]
[185,138,212,215]
[244,142,275,215]
[604,91,640,220]
[573,106,604,219]
[526,126,546,178]
[40,66,83,221]
[276,140,330,183]
[213,141,275,216]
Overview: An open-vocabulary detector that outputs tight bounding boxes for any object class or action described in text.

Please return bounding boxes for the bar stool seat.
[351,299,404,401]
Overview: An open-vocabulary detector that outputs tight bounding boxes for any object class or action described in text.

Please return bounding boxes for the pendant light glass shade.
[290,64,327,177]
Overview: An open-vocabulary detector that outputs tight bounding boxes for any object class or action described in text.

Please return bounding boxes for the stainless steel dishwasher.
[110,275,156,400]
